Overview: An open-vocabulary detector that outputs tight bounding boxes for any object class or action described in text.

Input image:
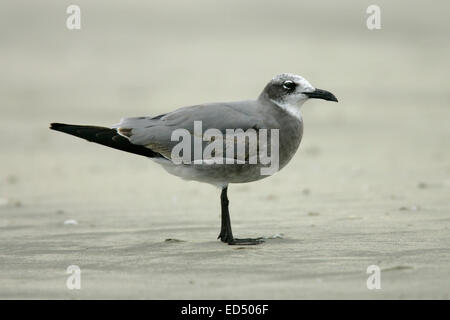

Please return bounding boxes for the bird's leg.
[217,186,264,245]
[218,186,233,242]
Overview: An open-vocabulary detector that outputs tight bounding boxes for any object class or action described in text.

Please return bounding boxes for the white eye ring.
[282,80,296,90]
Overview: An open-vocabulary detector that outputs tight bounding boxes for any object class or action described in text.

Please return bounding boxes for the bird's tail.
[50,123,159,158]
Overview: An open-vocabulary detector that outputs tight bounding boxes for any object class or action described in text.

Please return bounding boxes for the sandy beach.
[0,0,449,299]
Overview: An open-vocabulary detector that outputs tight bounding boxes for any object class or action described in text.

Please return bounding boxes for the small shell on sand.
[63,219,78,225]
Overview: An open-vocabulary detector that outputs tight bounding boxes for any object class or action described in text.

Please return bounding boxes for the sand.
[0,0,449,299]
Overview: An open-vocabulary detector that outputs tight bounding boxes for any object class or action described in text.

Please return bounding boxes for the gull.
[50,73,337,245]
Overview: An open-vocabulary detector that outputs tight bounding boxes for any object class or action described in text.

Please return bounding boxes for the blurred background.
[0,0,449,299]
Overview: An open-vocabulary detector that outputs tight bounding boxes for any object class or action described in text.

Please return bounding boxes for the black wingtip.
[49,122,160,158]
[50,123,66,130]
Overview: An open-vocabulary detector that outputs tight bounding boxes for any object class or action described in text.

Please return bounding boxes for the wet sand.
[0,1,449,299]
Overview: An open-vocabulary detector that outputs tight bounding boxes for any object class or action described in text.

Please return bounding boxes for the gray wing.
[113,101,268,161]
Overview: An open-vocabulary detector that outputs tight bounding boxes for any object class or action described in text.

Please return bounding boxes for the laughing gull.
[50,73,337,245]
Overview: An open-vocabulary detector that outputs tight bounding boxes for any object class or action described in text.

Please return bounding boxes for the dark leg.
[217,186,264,245]
[218,186,233,243]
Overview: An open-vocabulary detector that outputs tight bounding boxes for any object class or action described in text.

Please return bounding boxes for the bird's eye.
[282,80,296,91]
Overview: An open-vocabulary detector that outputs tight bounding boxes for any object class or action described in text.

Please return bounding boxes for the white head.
[259,73,338,109]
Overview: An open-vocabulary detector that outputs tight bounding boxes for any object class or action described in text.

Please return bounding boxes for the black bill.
[304,88,338,102]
